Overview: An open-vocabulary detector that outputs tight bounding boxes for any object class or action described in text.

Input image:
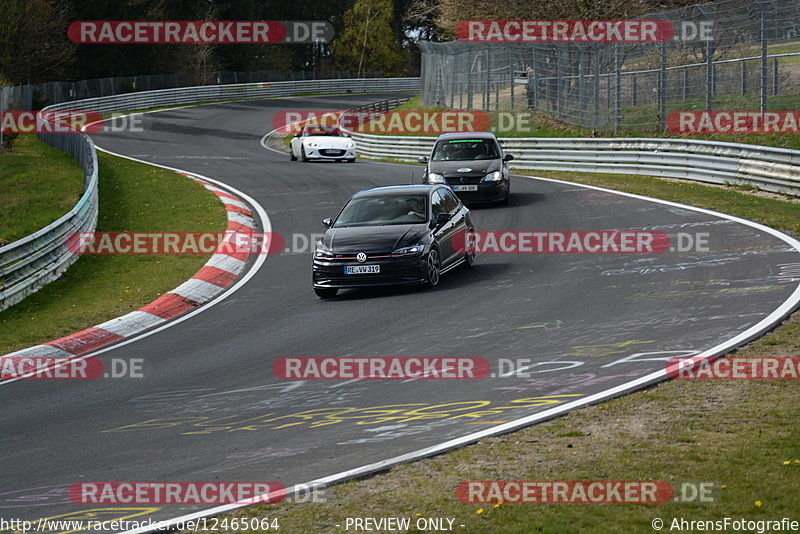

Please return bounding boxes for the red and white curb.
[1,173,256,360]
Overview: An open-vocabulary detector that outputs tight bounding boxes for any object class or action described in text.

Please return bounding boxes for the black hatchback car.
[418,132,513,204]
[312,185,475,298]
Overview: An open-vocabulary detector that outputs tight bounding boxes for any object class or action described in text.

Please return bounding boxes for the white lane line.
[0,124,272,386]
[119,168,800,534]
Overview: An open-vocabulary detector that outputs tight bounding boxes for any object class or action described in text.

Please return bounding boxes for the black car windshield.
[334,194,428,227]
[431,138,500,161]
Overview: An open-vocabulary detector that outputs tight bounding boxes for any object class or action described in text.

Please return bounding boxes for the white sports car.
[289,125,357,162]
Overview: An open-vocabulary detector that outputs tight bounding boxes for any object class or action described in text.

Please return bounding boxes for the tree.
[330,0,409,76]
[0,0,75,84]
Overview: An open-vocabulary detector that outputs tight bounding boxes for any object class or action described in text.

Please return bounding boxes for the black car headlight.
[392,243,425,256]
[427,173,446,184]
[482,170,502,182]
[314,243,334,260]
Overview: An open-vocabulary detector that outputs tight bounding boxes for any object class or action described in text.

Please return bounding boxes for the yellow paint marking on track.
[0,508,160,534]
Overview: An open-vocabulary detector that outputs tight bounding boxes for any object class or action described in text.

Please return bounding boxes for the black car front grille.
[445,176,482,185]
[333,253,394,261]
[320,149,346,156]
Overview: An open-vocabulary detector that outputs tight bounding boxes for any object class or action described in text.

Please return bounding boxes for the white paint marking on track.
[117,168,800,534]
[0,110,272,386]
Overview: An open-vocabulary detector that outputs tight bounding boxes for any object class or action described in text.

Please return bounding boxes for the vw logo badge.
[356,252,367,263]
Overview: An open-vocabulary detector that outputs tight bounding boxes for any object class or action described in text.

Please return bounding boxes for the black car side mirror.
[503,153,514,161]
[322,218,333,228]
[294,133,301,138]
[418,156,428,164]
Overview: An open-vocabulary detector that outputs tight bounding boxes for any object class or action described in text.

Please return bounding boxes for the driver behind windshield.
[406,197,426,219]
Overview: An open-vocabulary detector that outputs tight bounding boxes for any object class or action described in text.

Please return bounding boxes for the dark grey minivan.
[418,132,513,204]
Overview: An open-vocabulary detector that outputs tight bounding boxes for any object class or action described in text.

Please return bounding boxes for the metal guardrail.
[0,78,421,311]
[44,78,421,114]
[0,131,99,311]
[344,128,800,196]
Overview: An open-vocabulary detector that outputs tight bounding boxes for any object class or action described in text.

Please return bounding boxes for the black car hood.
[324,225,427,254]
[427,159,500,178]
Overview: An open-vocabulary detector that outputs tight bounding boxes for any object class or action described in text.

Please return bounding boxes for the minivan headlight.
[427,173,446,184]
[482,171,502,182]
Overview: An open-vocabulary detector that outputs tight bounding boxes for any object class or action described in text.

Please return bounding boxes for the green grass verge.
[188,174,800,533]
[0,135,85,246]
[0,151,226,355]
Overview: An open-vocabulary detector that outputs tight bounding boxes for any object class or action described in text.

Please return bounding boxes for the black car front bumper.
[445,179,509,204]
[313,255,428,288]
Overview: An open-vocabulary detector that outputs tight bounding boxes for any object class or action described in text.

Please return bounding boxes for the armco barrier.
[343,128,800,196]
[0,131,98,311]
[0,78,420,311]
[43,78,420,114]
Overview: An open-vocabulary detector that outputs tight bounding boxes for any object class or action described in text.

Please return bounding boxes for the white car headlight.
[304,140,317,148]
[346,142,355,148]
[427,173,446,184]
[482,171,502,182]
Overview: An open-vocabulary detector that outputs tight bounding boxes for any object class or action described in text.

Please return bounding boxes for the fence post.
[532,46,538,111]
[682,68,688,100]
[772,58,779,96]
[614,43,621,133]
[706,37,714,112]
[556,47,564,121]
[631,73,637,106]
[510,65,515,110]
[579,49,586,127]
[757,1,768,112]
[659,42,667,130]
[593,48,600,131]
[741,60,747,95]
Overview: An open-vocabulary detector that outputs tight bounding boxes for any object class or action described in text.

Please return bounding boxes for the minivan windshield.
[431,138,500,161]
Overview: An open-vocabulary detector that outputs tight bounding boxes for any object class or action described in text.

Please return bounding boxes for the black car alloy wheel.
[426,247,441,286]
